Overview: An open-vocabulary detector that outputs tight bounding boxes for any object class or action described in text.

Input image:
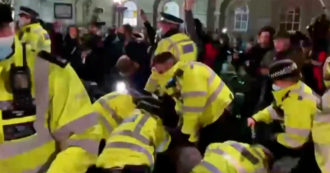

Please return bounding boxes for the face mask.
[272,84,283,91]
[18,18,29,27]
[0,35,14,61]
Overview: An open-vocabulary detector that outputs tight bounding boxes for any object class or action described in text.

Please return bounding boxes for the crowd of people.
[1,0,330,172]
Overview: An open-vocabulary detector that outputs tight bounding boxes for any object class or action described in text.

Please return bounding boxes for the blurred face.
[89,25,99,35]
[154,60,175,74]
[258,32,271,48]
[157,21,176,35]
[0,23,15,60]
[274,38,291,52]
[69,27,78,39]
[18,14,31,27]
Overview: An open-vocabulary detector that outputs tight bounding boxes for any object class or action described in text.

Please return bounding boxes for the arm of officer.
[252,105,275,124]
[47,64,103,173]
[38,30,51,52]
[276,99,315,148]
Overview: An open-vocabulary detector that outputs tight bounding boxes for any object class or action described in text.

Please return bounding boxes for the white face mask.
[0,35,14,61]
[272,84,283,91]
[18,17,29,27]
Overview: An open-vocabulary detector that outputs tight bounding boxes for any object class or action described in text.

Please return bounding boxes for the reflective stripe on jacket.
[18,23,51,53]
[0,37,103,173]
[191,141,269,173]
[313,90,330,173]
[253,81,318,148]
[96,110,171,169]
[145,33,197,93]
[93,92,137,139]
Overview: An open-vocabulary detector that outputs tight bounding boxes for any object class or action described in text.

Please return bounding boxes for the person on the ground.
[0,4,103,172]
[17,6,51,52]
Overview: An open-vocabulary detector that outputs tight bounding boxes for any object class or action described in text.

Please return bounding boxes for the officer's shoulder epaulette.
[38,51,69,68]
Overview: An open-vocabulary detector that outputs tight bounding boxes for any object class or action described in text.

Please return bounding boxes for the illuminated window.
[280,8,301,32]
[123,1,138,26]
[163,1,180,18]
[234,5,249,32]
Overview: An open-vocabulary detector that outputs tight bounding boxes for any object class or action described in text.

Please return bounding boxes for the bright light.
[113,0,124,4]
[116,81,128,94]
[222,28,228,34]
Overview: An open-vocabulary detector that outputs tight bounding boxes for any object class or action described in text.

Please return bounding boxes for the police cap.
[0,4,13,24]
[19,6,39,18]
[269,59,300,81]
[159,12,183,25]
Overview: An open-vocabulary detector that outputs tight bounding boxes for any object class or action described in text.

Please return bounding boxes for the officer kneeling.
[94,91,178,173]
[248,59,319,172]
[191,141,273,173]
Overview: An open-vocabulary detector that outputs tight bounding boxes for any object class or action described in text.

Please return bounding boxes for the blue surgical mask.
[0,35,14,61]
[272,84,283,91]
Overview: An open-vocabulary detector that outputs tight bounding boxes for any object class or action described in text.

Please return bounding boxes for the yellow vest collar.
[272,81,301,104]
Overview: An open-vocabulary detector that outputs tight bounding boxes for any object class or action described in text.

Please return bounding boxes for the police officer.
[150,52,234,153]
[18,6,51,52]
[0,4,103,173]
[191,141,273,173]
[94,92,174,173]
[145,12,197,93]
[248,59,320,172]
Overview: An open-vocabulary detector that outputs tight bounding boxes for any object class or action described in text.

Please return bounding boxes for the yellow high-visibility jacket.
[18,23,51,53]
[96,109,171,169]
[253,81,318,148]
[313,90,330,173]
[145,32,197,93]
[191,141,270,173]
[147,61,233,142]
[93,92,137,139]
[0,37,103,173]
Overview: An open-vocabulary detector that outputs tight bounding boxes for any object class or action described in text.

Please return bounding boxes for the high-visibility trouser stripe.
[111,131,151,145]
[65,139,100,155]
[230,143,260,164]
[99,99,123,124]
[164,38,180,59]
[285,127,310,137]
[107,142,154,165]
[211,149,248,173]
[182,91,207,98]
[182,82,225,113]
[267,106,283,120]
[53,112,100,141]
[0,100,13,110]
[315,114,330,123]
[201,161,222,173]
[315,143,330,173]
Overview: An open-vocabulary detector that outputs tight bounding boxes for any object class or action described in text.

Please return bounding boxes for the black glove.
[135,95,178,128]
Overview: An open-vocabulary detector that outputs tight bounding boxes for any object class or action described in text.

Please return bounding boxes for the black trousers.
[198,110,240,154]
